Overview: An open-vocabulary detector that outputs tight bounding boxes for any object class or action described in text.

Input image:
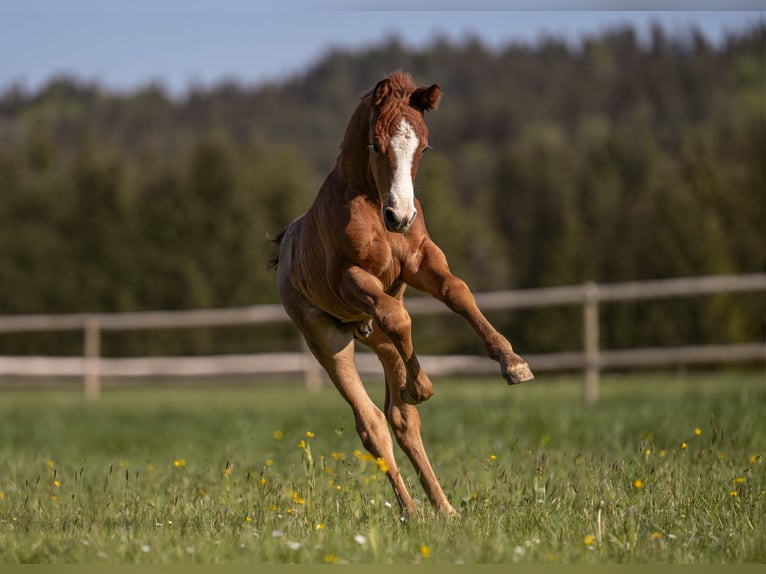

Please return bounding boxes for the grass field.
[0,371,764,564]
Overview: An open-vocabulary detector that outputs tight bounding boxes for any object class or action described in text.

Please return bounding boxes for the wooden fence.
[0,273,764,405]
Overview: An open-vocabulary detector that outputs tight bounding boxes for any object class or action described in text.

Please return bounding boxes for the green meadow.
[0,371,763,564]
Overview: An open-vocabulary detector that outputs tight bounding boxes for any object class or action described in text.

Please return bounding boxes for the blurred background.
[0,2,764,365]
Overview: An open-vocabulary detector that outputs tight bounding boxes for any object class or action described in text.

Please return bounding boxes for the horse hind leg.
[362,327,458,517]
[288,304,417,515]
[313,330,417,515]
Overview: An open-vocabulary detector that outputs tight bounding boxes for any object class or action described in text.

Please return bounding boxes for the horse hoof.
[399,385,432,405]
[506,362,534,385]
[399,386,420,405]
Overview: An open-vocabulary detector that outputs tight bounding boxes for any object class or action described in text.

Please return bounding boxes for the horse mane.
[267,228,286,270]
[362,69,416,101]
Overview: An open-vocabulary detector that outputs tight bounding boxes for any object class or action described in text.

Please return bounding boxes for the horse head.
[366,72,441,233]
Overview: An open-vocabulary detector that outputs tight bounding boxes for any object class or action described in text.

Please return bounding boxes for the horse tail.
[267,229,287,270]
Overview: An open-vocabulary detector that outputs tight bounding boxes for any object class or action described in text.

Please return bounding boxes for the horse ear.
[372,78,392,108]
[410,84,441,112]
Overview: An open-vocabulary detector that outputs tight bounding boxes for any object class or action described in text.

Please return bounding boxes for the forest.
[0,24,764,359]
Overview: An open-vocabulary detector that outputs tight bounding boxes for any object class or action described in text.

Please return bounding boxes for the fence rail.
[1,273,764,404]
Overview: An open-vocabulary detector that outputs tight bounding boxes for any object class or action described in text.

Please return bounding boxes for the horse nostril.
[383,207,399,229]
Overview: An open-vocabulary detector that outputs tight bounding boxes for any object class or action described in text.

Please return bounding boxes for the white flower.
[354,534,367,545]
[272,529,284,538]
[140,545,151,553]
[286,540,302,550]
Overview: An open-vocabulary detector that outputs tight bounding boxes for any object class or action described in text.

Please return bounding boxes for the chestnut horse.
[270,71,533,516]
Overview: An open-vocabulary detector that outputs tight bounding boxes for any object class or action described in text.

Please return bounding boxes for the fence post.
[583,282,600,407]
[84,317,101,400]
[300,337,322,392]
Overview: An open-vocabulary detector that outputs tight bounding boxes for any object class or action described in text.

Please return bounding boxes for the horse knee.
[376,304,412,343]
[440,277,474,314]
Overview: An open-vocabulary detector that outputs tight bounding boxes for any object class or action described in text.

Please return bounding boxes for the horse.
[269,70,533,517]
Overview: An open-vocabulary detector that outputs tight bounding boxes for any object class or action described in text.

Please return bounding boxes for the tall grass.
[0,371,763,563]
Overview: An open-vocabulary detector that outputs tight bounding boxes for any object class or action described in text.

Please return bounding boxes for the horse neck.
[335,100,376,201]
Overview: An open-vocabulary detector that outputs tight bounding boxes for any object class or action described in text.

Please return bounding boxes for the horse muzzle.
[383,207,417,233]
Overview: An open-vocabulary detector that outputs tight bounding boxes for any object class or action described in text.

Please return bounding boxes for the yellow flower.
[0,492,5,500]
[315,523,325,530]
[681,442,688,449]
[645,449,651,456]
[53,480,60,488]
[734,477,747,484]
[173,459,186,468]
[260,477,267,486]
[633,479,644,489]
[730,490,738,497]
[650,532,661,541]
[332,452,345,460]
[265,459,273,467]
[245,516,252,523]
[298,440,306,449]
[46,460,55,468]
[273,430,283,440]
[293,491,305,505]
[198,489,206,497]
[583,534,596,546]
[306,431,315,438]
[658,450,666,458]
[324,554,338,564]
[224,467,232,477]
[489,454,497,461]
[50,495,57,501]
[335,484,342,491]
[375,457,389,473]
[694,428,702,436]
[750,454,759,464]
[420,545,431,559]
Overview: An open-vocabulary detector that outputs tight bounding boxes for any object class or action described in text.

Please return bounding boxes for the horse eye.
[370,142,381,154]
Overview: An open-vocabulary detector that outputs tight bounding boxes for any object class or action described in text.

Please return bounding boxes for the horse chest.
[354,237,405,290]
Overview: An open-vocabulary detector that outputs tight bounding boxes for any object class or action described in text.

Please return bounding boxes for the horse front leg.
[406,241,534,385]
[340,267,434,404]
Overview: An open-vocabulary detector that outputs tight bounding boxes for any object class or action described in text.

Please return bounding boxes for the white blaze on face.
[387,119,419,223]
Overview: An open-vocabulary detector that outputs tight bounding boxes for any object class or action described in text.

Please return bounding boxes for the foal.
[271,71,533,516]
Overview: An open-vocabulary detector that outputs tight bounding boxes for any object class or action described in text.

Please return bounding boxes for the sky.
[1,1,764,96]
